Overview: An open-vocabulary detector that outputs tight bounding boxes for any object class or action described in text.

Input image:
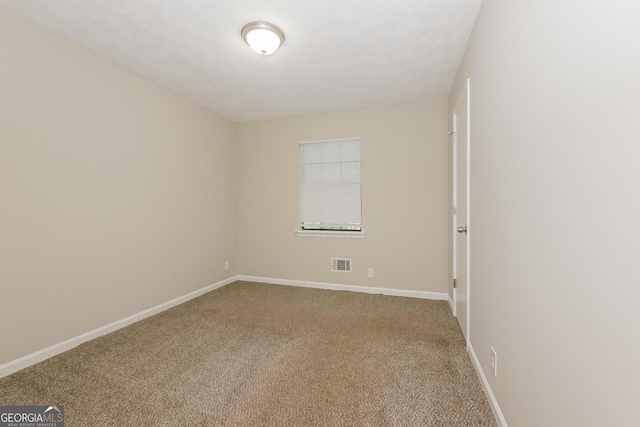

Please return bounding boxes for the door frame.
[451,78,471,348]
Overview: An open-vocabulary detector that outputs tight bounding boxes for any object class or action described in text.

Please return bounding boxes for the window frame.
[297,137,364,238]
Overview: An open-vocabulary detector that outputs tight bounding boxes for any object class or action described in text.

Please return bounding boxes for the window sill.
[295,230,366,239]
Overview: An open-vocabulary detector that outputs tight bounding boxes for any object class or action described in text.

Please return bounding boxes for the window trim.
[295,229,366,238]
[299,136,362,235]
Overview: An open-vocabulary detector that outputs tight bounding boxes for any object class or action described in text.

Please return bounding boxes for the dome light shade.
[241,22,285,56]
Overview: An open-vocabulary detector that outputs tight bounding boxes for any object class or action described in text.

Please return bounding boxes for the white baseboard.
[468,343,508,427]
[1,275,447,378]
[237,275,448,301]
[0,275,237,379]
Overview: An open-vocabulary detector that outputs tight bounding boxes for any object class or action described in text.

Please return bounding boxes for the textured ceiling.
[0,0,482,122]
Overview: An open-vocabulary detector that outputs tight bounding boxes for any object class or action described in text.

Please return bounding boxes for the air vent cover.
[331,257,352,273]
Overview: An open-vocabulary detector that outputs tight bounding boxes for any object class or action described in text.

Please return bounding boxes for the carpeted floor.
[0,281,496,426]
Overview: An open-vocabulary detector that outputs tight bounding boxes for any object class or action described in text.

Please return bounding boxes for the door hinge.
[453,278,457,289]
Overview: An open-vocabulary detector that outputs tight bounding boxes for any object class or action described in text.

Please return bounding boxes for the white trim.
[448,291,454,313]
[469,344,509,427]
[0,275,448,379]
[465,77,471,348]
[451,97,458,320]
[295,229,366,238]
[237,275,448,301]
[0,276,237,379]
[299,136,360,145]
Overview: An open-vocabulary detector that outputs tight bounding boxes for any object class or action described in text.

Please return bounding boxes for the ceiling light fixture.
[241,22,285,56]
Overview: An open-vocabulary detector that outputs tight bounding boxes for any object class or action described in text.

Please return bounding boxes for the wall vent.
[331,257,352,273]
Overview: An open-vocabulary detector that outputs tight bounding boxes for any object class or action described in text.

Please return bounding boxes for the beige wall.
[0,9,237,365]
[237,101,448,292]
[449,0,640,425]
[0,7,449,368]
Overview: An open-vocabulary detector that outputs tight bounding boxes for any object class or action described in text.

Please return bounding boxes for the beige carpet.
[0,281,496,426]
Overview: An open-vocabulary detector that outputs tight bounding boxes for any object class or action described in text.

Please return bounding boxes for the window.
[299,137,362,233]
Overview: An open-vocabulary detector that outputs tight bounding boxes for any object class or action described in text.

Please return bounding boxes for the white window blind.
[299,137,361,231]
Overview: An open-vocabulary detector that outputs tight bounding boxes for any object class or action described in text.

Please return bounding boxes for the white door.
[453,79,470,343]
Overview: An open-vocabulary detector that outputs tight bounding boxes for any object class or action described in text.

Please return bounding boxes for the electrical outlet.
[224,261,229,271]
[367,268,374,278]
[491,347,497,377]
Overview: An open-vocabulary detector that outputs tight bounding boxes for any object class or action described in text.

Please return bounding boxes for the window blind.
[299,138,361,231]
